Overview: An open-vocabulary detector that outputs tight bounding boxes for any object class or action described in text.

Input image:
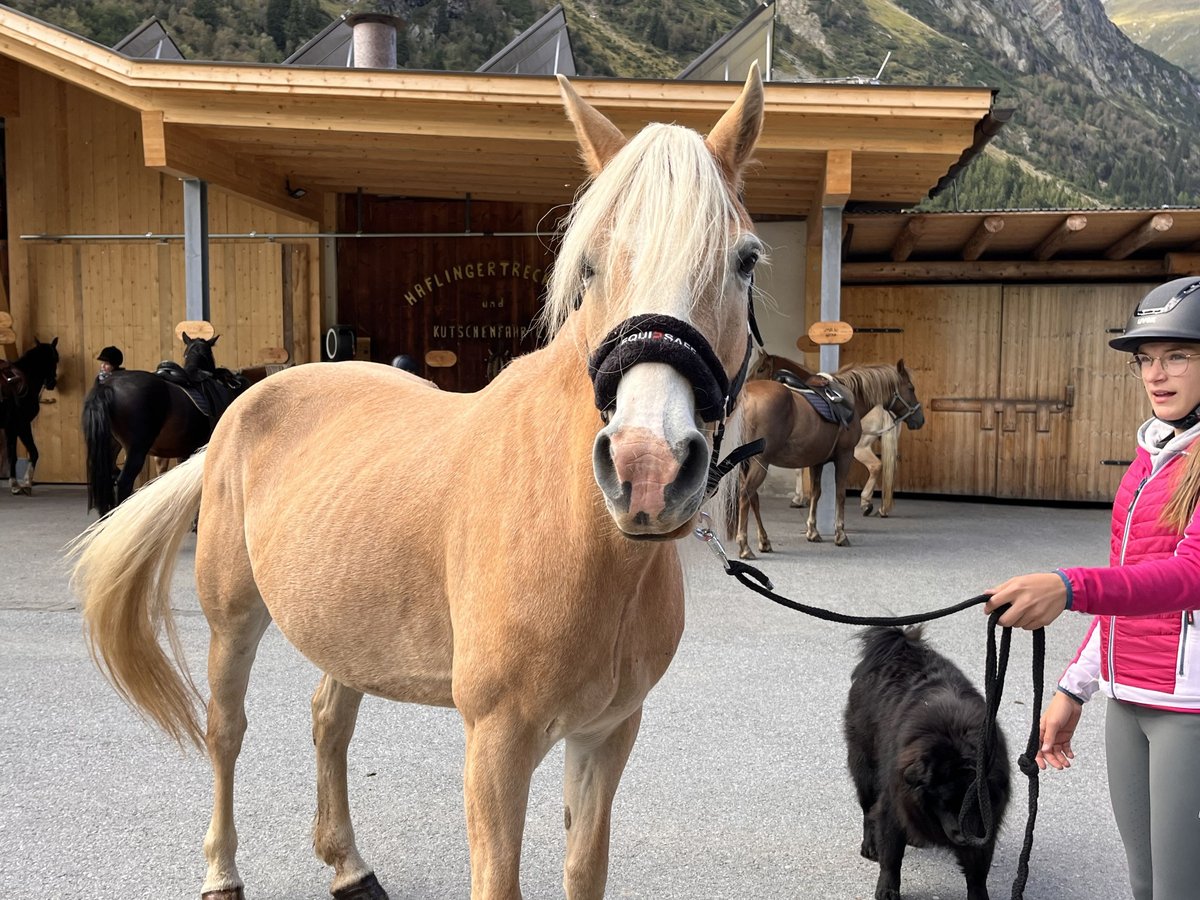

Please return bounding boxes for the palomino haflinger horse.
[750,351,922,517]
[734,360,924,557]
[72,67,766,900]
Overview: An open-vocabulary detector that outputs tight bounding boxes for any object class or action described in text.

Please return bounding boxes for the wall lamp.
[285,177,308,200]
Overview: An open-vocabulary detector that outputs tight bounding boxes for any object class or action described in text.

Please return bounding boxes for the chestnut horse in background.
[750,351,923,518]
[735,361,924,556]
[71,68,766,900]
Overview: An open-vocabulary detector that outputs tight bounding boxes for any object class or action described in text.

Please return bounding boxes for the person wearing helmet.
[985,276,1200,900]
[391,353,420,374]
[96,346,124,382]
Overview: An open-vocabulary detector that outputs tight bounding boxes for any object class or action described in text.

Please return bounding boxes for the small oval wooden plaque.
[425,350,457,368]
[0,311,13,328]
[259,346,290,364]
[175,320,215,341]
[807,320,854,345]
[795,334,820,354]
[0,326,16,345]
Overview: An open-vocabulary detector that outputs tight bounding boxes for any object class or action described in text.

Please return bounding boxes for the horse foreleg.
[734,474,754,560]
[562,710,642,900]
[4,426,18,494]
[750,491,772,553]
[737,464,770,559]
[312,676,387,899]
[806,464,824,542]
[463,714,543,899]
[201,605,271,900]
[854,442,882,518]
[14,422,37,494]
[789,468,809,508]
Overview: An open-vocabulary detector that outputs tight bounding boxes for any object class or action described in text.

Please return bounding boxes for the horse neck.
[837,367,897,418]
[15,352,49,389]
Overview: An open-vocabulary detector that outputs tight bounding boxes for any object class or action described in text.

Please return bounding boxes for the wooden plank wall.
[841,282,1152,503]
[4,67,320,483]
[336,195,556,392]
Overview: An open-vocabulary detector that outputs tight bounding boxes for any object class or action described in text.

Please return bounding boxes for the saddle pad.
[797,389,840,425]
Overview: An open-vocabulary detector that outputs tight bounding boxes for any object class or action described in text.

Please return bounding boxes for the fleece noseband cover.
[588,314,731,422]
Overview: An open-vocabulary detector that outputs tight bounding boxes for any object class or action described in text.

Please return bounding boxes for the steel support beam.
[183,178,210,323]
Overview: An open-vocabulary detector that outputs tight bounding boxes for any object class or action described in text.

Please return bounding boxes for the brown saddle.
[0,358,27,401]
[774,369,856,429]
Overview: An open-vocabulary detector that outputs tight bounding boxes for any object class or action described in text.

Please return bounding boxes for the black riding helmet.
[1112,277,1200,432]
[1109,277,1200,352]
[96,345,123,367]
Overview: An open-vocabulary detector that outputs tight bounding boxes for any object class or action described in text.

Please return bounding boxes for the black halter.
[586,281,766,498]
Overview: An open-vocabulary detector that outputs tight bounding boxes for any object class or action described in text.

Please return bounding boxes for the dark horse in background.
[1,337,59,495]
[83,333,248,515]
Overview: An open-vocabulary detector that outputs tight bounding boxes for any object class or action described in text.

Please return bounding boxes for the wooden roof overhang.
[0,9,999,223]
[842,209,1200,283]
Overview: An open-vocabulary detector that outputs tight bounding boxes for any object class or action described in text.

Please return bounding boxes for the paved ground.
[1,484,1131,899]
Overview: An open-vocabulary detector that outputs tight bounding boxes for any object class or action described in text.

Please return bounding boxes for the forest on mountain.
[5,0,1198,211]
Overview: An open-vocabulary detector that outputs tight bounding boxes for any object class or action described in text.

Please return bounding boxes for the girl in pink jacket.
[986,276,1200,900]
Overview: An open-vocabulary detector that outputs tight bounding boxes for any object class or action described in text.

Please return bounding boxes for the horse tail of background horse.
[70,449,208,748]
[82,381,117,513]
[880,422,898,517]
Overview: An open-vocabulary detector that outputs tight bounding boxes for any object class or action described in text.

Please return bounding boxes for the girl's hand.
[983,572,1068,629]
[1036,690,1083,770]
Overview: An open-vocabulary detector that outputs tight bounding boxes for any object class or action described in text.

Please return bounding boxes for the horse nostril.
[668,432,710,503]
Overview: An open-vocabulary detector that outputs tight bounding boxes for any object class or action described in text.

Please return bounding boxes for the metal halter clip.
[693,512,731,571]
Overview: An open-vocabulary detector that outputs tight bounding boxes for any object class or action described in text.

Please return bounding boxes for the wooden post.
[1104,213,1173,260]
[1033,214,1087,261]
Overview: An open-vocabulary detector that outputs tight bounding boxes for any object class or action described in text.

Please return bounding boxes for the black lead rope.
[696,525,1045,899]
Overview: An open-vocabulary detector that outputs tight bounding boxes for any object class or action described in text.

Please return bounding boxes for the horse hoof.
[333,872,390,900]
[739,547,757,560]
[806,533,822,543]
[758,543,773,553]
[861,503,874,517]
[201,888,245,900]
[836,535,851,547]
[789,498,807,509]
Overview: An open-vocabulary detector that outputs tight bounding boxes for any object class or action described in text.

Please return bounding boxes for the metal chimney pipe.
[346,12,402,69]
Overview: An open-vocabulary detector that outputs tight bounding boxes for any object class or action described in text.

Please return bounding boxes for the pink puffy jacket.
[1059,419,1200,712]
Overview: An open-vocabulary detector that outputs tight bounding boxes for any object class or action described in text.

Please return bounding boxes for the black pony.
[1,337,59,495]
[82,333,247,515]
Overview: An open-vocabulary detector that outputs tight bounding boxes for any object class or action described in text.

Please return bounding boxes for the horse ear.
[897,358,908,374]
[208,335,220,346]
[705,61,765,188]
[182,331,192,343]
[557,75,627,176]
[51,337,59,348]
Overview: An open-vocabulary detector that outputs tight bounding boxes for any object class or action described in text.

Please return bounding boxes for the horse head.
[181,332,219,375]
[546,65,765,537]
[24,337,59,390]
[888,359,925,430]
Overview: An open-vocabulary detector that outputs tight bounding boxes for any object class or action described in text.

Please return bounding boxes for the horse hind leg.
[562,710,642,899]
[311,675,388,899]
[833,447,854,547]
[854,443,882,518]
[805,464,824,542]
[12,422,36,494]
[750,491,772,554]
[789,468,809,508]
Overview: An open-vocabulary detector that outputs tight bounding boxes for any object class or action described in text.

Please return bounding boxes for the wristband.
[1056,686,1085,706]
[1053,568,1074,611]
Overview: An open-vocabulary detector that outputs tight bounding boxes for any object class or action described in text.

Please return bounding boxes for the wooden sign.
[0,311,12,328]
[175,319,215,341]
[795,334,820,353]
[425,349,457,368]
[808,320,854,345]
[258,346,290,365]
[0,326,16,345]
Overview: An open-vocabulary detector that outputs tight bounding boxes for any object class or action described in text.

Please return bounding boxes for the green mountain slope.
[7,0,1197,210]
[1107,0,1200,79]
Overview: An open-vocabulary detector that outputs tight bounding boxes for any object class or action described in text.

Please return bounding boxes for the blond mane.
[833,363,907,409]
[541,122,747,337]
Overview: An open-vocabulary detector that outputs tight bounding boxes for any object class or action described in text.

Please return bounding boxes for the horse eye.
[738,250,760,278]
[581,261,595,282]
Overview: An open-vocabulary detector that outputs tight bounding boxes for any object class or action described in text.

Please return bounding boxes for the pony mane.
[541,122,746,337]
[834,363,905,408]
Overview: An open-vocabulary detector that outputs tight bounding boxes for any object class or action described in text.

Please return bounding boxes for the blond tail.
[880,425,898,517]
[69,449,208,748]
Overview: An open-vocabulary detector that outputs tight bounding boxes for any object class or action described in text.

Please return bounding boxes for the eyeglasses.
[1128,352,1200,377]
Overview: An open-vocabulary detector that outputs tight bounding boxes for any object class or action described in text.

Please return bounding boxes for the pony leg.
[854,442,882,517]
[833,448,853,547]
[4,426,18,494]
[805,464,823,542]
[734,475,754,560]
[311,676,387,899]
[14,422,36,494]
[789,468,808,508]
[750,491,772,553]
[462,715,542,899]
[561,710,642,900]
[116,447,148,506]
[200,602,271,899]
[737,464,770,559]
